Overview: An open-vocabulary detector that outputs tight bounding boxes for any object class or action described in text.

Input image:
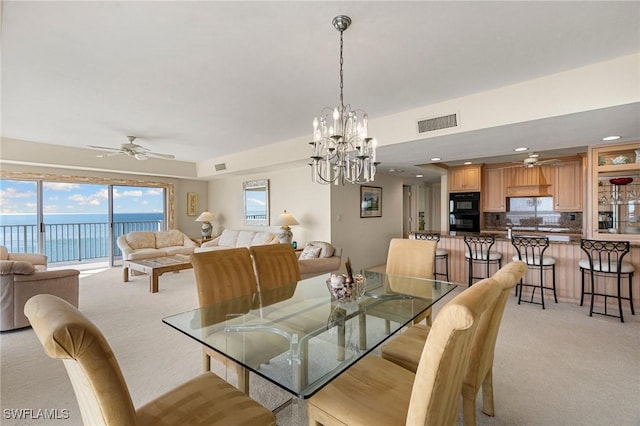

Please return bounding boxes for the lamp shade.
[195,211,215,223]
[276,210,299,227]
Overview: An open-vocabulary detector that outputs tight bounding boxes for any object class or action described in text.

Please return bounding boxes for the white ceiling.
[2,1,639,181]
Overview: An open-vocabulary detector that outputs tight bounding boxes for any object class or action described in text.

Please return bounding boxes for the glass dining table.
[162,270,457,400]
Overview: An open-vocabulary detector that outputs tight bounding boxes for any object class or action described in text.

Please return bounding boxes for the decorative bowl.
[326,274,365,303]
[609,177,633,186]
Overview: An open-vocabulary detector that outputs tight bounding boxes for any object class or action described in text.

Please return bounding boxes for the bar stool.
[464,235,502,286]
[579,239,635,323]
[511,236,557,309]
[411,232,449,281]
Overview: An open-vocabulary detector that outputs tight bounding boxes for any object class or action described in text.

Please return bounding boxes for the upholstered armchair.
[0,246,47,271]
[1,259,79,331]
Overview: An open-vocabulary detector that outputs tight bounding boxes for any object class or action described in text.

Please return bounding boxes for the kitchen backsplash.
[485,211,582,232]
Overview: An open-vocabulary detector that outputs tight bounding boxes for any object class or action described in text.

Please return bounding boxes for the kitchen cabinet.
[482,167,505,211]
[589,142,640,242]
[553,159,583,211]
[449,165,481,192]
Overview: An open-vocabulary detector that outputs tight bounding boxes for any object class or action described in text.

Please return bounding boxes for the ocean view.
[0,213,164,263]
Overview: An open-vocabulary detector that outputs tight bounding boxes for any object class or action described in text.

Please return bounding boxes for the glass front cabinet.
[588,142,640,242]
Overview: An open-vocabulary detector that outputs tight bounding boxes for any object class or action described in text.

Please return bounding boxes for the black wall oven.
[449,192,480,232]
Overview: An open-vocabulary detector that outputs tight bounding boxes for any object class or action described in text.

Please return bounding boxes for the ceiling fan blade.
[146,152,175,160]
[87,145,121,152]
[96,152,123,158]
[538,158,561,165]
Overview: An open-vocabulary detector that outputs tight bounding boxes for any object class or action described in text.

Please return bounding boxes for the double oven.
[449,192,480,232]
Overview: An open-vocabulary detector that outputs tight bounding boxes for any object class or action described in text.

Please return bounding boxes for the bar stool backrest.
[413,232,441,243]
[511,236,550,266]
[464,235,496,260]
[580,239,630,272]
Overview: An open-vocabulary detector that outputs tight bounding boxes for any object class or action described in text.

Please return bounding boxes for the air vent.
[214,163,226,172]
[417,113,458,134]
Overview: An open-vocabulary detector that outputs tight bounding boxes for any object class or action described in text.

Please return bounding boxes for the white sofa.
[195,229,279,253]
[116,230,198,261]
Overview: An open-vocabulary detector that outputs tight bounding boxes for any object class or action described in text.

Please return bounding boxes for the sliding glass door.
[0,178,168,265]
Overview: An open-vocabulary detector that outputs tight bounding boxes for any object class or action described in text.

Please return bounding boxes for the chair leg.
[462,393,477,426]
[481,367,495,417]
[468,259,473,286]
[580,268,585,306]
[629,273,635,315]
[236,364,250,394]
[589,270,596,317]
[202,350,211,372]
[539,266,545,310]
[517,278,524,305]
[444,254,449,282]
[617,274,624,323]
[551,265,558,303]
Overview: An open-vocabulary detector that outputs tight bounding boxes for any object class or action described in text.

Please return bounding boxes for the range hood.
[506,167,552,197]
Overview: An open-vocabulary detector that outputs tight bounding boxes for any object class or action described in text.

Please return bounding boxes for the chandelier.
[310,15,379,185]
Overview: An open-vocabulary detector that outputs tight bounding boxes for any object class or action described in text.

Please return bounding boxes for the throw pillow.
[0,260,35,275]
[307,241,335,258]
[299,245,322,260]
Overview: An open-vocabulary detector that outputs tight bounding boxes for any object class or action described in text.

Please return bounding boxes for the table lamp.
[276,210,299,244]
[195,211,216,240]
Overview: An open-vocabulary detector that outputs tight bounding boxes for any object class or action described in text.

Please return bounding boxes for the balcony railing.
[0,220,164,263]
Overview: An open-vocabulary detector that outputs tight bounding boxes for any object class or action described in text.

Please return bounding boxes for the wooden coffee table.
[123,255,193,293]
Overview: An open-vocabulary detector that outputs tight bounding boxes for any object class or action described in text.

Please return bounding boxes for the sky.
[0,179,164,215]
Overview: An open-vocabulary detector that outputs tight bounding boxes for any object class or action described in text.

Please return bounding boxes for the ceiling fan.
[506,153,560,168]
[88,136,175,160]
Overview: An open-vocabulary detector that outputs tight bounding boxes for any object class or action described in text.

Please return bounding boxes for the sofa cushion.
[126,232,156,250]
[156,230,184,248]
[236,231,256,248]
[251,232,276,246]
[299,245,322,260]
[218,230,240,247]
[0,246,8,260]
[306,241,335,258]
[0,260,35,275]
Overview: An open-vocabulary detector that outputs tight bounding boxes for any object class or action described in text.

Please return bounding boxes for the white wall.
[330,173,404,270]
[207,166,332,245]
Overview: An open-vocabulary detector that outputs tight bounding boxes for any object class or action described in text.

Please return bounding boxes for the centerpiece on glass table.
[326,257,365,303]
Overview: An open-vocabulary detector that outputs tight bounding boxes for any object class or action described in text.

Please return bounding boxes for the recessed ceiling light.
[388,168,396,173]
[430,157,441,161]
[514,147,528,152]
[416,174,423,178]
[602,135,621,141]
[464,161,472,165]
[529,153,539,158]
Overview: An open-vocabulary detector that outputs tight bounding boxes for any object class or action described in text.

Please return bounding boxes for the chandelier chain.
[339,30,344,111]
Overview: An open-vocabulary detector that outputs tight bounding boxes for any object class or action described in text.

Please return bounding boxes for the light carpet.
[1,266,639,425]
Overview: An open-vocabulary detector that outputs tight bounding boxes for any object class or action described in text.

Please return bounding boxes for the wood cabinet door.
[449,165,481,192]
[482,168,505,211]
[554,160,582,211]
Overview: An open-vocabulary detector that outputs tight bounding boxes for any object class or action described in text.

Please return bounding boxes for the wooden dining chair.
[380,260,528,426]
[308,276,502,426]
[190,248,260,394]
[24,294,276,426]
[249,243,301,290]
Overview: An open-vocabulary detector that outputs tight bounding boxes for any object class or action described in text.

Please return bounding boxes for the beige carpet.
[1,266,639,425]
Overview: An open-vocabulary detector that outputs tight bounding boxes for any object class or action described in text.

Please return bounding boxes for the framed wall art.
[187,192,198,216]
[360,185,382,218]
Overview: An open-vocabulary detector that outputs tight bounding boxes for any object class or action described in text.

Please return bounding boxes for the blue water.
[0,212,162,226]
[0,213,164,262]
